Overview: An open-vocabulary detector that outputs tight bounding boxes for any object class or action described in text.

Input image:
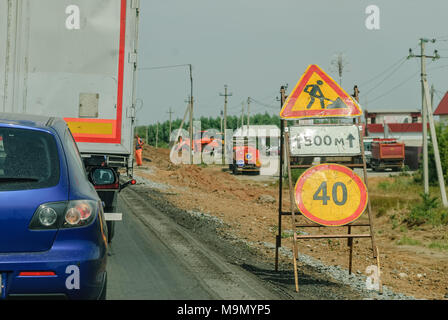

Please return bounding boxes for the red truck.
[229,137,261,175]
[370,138,405,171]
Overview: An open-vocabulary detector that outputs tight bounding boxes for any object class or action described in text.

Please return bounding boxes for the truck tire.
[106,220,115,243]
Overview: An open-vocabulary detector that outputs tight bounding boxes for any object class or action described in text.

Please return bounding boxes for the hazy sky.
[135,0,448,125]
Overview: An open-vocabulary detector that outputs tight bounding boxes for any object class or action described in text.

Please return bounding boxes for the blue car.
[0,113,108,300]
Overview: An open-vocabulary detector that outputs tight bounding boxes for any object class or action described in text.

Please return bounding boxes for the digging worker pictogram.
[135,134,144,166]
[304,80,328,109]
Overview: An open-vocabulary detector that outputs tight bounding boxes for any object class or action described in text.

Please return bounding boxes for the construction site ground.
[134,145,448,300]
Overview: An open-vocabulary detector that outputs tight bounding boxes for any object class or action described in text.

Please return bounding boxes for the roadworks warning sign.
[280,65,363,119]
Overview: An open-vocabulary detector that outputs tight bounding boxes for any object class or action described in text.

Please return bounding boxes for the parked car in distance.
[0,113,108,300]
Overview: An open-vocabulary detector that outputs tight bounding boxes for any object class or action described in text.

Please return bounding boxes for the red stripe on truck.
[67,0,127,144]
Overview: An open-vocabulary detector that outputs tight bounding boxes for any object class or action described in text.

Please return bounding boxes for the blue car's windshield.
[0,127,60,191]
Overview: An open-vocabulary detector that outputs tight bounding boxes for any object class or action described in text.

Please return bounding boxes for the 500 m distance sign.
[295,164,368,226]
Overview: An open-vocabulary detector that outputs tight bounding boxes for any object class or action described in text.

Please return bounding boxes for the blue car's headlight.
[29,200,100,230]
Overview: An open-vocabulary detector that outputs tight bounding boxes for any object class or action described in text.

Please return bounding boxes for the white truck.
[0,0,140,242]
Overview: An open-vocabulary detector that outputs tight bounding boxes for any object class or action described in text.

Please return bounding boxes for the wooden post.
[423,80,448,207]
[275,87,286,272]
[285,129,299,292]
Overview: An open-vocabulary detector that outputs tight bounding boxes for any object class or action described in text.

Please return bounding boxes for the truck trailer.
[370,138,405,172]
[0,0,140,242]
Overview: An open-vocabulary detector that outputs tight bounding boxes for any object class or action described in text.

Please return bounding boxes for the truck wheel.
[232,163,238,175]
[106,221,115,243]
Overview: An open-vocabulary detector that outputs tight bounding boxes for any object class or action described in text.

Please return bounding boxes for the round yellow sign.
[295,164,368,226]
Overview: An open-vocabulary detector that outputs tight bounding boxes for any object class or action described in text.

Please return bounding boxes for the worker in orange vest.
[135,134,144,166]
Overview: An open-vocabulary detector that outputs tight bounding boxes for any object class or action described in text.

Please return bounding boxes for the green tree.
[415,122,448,185]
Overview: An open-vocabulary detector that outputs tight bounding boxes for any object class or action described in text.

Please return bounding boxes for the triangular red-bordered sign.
[280,64,363,119]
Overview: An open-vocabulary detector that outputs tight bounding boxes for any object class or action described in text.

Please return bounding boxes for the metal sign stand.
[275,117,382,293]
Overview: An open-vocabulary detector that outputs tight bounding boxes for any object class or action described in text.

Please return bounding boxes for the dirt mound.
[143,146,275,203]
[142,145,179,171]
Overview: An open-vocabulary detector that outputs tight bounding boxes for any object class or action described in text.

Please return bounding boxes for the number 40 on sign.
[295,164,368,227]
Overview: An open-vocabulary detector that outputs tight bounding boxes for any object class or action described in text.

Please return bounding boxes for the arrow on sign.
[347,133,355,148]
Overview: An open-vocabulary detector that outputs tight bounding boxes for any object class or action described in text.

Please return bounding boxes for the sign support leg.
[285,129,299,292]
[275,119,286,272]
[376,246,383,294]
[348,225,353,274]
[357,118,378,258]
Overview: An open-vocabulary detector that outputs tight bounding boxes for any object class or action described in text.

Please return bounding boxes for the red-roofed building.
[365,110,423,147]
[434,91,448,122]
[365,109,421,125]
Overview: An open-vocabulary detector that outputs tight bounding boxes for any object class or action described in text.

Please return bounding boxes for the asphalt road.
[105,189,284,300]
[105,185,374,301]
[106,199,216,300]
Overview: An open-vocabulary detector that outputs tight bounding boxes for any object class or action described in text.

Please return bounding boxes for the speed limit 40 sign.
[295,164,368,226]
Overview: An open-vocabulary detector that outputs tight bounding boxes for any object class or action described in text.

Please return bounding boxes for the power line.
[359,44,419,87]
[359,56,407,88]
[367,70,420,104]
[138,63,192,71]
[363,58,408,97]
[434,89,444,101]
[248,97,278,109]
[367,54,440,105]
[427,63,448,71]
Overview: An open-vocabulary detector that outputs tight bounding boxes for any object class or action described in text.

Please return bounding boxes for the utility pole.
[423,79,448,206]
[185,95,194,164]
[175,100,191,148]
[145,125,148,145]
[219,85,232,158]
[353,85,360,102]
[352,85,360,125]
[240,101,245,130]
[167,108,173,135]
[220,110,223,133]
[155,122,159,148]
[408,39,440,195]
[331,52,349,87]
[247,97,251,131]
[431,85,435,109]
[189,64,194,164]
[138,63,193,162]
